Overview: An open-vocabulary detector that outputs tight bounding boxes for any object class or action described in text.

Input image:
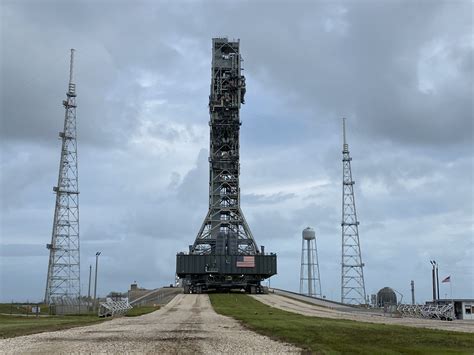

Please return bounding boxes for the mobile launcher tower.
[176,38,277,294]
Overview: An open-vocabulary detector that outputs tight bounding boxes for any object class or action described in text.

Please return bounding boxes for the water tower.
[299,227,322,297]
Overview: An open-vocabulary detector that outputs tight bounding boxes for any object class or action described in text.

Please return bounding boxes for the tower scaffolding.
[340,118,366,305]
[176,38,276,294]
[45,49,80,304]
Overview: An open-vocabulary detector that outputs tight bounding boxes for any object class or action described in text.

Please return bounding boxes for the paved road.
[0,294,300,354]
[253,294,474,333]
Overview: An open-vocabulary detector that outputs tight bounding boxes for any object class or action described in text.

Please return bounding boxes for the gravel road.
[252,294,474,333]
[0,294,300,354]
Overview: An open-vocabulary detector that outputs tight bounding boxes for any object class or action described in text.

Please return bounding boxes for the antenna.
[45,50,80,305]
[340,118,366,305]
[69,48,75,84]
[67,49,76,96]
[342,117,348,153]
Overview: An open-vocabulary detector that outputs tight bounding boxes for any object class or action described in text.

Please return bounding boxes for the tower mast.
[340,118,366,305]
[45,49,80,304]
[192,38,257,256]
[176,38,276,294]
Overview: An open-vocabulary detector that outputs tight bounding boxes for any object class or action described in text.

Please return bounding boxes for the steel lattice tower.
[299,227,322,298]
[340,118,366,305]
[191,38,258,256]
[45,49,80,304]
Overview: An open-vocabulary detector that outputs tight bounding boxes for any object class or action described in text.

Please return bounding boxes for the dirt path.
[252,294,474,333]
[0,294,299,354]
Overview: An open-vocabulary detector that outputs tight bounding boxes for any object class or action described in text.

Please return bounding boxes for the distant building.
[429,299,474,320]
[128,282,150,302]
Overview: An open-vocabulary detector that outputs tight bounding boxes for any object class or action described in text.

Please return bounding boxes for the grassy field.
[0,303,159,339]
[0,314,106,339]
[125,305,160,317]
[210,294,474,354]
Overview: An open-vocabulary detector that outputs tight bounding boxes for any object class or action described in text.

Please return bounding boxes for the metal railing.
[98,300,132,317]
[397,303,455,320]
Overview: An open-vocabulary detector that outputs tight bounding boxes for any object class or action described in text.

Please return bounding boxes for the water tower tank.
[303,227,316,240]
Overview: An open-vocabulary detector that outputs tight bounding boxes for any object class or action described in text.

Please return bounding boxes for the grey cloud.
[0,1,472,302]
[243,192,296,205]
[0,244,46,257]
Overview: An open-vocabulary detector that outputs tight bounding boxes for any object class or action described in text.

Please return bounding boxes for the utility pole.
[45,49,80,304]
[340,118,366,305]
[436,263,440,300]
[93,252,101,310]
[87,265,92,300]
[410,280,415,305]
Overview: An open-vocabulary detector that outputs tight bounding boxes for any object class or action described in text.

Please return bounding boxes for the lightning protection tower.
[45,49,80,304]
[299,227,322,297]
[340,118,366,305]
[176,38,276,294]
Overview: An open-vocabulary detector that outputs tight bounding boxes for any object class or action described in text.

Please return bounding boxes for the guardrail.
[130,288,182,307]
[98,300,132,317]
[269,288,357,310]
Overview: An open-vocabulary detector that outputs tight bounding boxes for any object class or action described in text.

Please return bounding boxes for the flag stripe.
[236,256,255,268]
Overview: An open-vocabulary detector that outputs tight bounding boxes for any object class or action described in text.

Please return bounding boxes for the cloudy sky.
[1,0,472,303]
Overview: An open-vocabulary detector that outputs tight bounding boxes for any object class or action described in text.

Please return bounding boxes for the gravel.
[0,294,301,354]
[252,294,474,333]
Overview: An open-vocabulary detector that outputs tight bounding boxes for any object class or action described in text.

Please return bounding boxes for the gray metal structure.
[176,38,276,293]
[45,49,81,304]
[340,118,366,305]
[299,227,322,297]
[193,38,255,256]
[397,303,454,321]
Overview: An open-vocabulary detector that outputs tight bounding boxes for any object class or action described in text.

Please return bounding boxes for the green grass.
[0,314,106,339]
[125,305,160,317]
[209,294,474,354]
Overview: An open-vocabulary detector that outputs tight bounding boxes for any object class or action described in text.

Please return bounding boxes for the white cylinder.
[302,227,315,240]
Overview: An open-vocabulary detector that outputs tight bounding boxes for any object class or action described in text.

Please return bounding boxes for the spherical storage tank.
[302,227,316,240]
[377,287,397,307]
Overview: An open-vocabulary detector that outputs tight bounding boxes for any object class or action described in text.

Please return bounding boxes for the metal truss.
[340,118,366,305]
[191,38,258,256]
[45,49,81,304]
[99,300,132,317]
[397,304,455,321]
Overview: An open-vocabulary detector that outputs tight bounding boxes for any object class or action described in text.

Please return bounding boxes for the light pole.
[436,263,440,301]
[430,260,437,302]
[87,265,92,301]
[93,252,101,311]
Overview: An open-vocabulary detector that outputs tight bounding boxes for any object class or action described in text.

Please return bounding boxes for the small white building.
[435,299,474,320]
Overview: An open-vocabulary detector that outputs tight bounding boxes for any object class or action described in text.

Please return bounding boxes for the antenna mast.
[340,118,366,305]
[45,49,81,304]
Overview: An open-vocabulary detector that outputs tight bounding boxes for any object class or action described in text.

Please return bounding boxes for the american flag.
[236,255,255,268]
